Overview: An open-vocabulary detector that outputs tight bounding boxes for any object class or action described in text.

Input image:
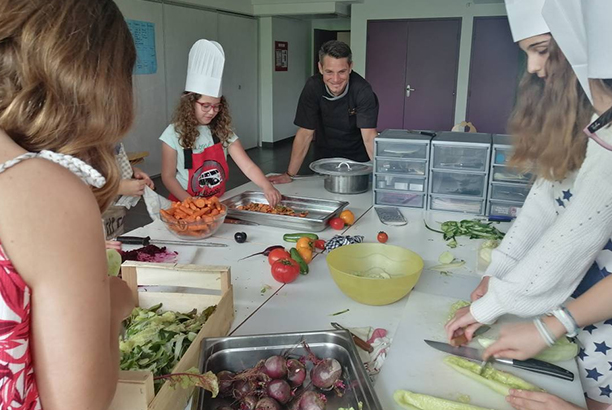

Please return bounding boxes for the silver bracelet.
[533,317,557,347]
[551,307,579,338]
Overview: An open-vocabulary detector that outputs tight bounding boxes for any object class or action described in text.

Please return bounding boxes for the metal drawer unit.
[487,134,533,218]
[428,131,492,215]
[373,129,434,209]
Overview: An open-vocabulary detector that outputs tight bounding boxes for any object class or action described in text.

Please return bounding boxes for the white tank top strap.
[0,149,106,188]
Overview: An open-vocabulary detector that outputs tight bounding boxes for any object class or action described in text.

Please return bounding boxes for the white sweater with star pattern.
[471,122,612,325]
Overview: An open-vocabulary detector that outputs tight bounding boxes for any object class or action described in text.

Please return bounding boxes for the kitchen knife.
[331,322,374,353]
[117,235,228,248]
[224,218,258,226]
[424,340,574,381]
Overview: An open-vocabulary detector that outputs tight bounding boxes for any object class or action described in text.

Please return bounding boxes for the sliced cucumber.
[394,390,495,410]
[443,356,543,396]
[439,251,455,264]
[106,249,122,277]
[447,300,471,322]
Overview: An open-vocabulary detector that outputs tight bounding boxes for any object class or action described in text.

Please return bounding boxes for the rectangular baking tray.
[221,191,349,232]
[197,330,383,410]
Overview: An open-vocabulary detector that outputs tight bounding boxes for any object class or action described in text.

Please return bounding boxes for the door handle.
[406,84,416,97]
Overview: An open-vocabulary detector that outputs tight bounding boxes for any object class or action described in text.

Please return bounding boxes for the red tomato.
[329,217,345,230]
[314,239,326,250]
[268,248,291,265]
[271,258,300,283]
[377,231,389,243]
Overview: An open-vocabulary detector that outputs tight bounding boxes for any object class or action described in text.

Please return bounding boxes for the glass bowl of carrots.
[159,196,227,240]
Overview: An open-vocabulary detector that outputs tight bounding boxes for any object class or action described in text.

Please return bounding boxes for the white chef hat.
[185,39,225,98]
[505,0,549,42]
[584,0,612,79]
[542,0,592,102]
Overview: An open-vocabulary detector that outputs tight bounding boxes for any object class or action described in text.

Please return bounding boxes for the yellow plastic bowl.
[326,243,424,306]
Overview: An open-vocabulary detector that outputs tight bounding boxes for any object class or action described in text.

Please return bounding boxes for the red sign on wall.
[275,41,288,71]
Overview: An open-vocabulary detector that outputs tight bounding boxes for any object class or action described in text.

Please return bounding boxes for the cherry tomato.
[329,217,345,230]
[271,258,300,283]
[314,239,326,250]
[339,210,355,226]
[268,248,291,265]
[377,231,389,243]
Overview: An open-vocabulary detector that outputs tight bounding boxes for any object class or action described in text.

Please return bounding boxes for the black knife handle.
[116,236,150,246]
[512,358,574,381]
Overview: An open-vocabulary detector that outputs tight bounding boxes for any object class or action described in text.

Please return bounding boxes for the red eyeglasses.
[584,105,612,151]
[195,101,222,113]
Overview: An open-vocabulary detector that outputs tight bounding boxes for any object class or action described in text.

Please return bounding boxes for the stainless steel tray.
[197,330,383,410]
[221,191,349,232]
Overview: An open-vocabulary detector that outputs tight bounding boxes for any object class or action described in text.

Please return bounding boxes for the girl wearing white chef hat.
[447,0,612,408]
[476,2,612,409]
[160,39,281,205]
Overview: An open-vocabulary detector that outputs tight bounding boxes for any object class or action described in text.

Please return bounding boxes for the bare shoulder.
[0,157,105,286]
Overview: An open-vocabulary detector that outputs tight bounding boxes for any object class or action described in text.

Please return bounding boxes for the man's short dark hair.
[318,40,352,65]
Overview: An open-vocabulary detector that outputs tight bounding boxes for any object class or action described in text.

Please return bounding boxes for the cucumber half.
[106,249,122,277]
[394,390,495,410]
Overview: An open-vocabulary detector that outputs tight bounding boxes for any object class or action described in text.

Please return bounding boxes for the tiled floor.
[123,138,316,232]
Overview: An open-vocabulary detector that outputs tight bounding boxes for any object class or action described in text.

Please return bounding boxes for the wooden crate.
[109,262,234,410]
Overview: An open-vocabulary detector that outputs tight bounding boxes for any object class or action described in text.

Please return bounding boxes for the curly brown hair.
[508,37,594,181]
[172,93,234,149]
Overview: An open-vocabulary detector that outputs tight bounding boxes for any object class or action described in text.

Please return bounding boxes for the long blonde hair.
[0,0,136,211]
[509,37,594,181]
[172,93,234,149]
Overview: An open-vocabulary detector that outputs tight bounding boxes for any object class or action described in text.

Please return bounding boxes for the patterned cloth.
[0,150,103,409]
[576,320,612,403]
[113,144,139,209]
[0,243,40,410]
[324,235,365,252]
[553,172,612,403]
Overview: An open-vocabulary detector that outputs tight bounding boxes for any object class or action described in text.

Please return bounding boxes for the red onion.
[287,359,307,387]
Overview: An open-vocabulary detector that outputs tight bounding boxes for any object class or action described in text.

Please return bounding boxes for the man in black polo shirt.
[268,40,379,184]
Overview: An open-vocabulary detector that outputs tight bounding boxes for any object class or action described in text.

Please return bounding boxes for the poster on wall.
[127,19,158,75]
[275,41,288,71]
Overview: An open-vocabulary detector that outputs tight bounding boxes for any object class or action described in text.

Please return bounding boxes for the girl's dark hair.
[172,93,234,149]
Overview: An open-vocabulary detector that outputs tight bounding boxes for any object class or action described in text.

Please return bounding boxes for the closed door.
[218,13,259,149]
[366,19,461,132]
[366,21,409,130]
[403,19,461,131]
[466,17,520,134]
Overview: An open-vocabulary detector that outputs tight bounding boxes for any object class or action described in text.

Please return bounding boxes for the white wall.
[260,17,311,143]
[175,0,253,15]
[351,0,507,125]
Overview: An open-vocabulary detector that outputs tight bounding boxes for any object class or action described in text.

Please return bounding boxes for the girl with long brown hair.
[161,40,281,205]
[0,0,136,408]
[446,1,612,409]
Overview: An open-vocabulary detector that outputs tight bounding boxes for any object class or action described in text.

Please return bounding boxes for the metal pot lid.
[309,158,373,176]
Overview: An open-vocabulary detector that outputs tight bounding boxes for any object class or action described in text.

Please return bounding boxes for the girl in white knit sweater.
[446,1,612,409]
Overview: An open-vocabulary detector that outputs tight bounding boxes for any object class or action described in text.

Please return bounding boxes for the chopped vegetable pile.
[120,244,178,263]
[425,219,505,248]
[119,303,216,391]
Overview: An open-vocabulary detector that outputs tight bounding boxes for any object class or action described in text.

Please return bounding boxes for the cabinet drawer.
[375,174,426,192]
[489,200,523,217]
[375,190,425,208]
[429,195,485,214]
[493,147,512,165]
[490,183,530,202]
[376,141,428,160]
[432,144,489,171]
[491,165,532,183]
[375,159,427,176]
[430,170,486,197]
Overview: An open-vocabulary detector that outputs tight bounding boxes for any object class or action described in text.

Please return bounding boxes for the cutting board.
[375,290,586,410]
